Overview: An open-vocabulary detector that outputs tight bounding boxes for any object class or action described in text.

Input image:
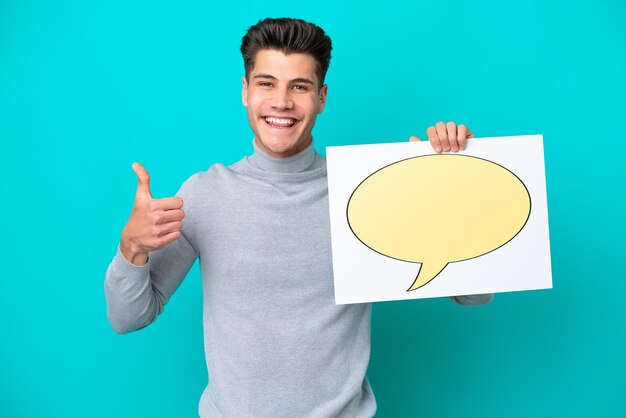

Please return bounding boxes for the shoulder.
[177,164,221,193]
[176,162,243,202]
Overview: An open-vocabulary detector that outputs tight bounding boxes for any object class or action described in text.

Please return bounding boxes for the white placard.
[326,135,552,304]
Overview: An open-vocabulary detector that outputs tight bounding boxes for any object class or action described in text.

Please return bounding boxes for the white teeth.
[265,117,295,126]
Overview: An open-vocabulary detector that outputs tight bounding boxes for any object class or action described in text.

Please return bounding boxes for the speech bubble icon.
[347,154,531,291]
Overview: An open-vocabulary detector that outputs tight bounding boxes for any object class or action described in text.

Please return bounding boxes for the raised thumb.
[132,162,152,199]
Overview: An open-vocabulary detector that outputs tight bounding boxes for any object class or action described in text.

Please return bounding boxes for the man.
[105,17,493,418]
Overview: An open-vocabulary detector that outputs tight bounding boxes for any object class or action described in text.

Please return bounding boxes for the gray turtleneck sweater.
[104,142,492,418]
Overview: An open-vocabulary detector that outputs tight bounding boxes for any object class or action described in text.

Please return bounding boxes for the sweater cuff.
[451,293,494,306]
[112,245,151,275]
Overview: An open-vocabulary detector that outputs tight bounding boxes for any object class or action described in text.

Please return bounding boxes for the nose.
[271,86,294,110]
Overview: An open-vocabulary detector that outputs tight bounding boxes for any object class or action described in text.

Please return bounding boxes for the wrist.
[120,229,148,266]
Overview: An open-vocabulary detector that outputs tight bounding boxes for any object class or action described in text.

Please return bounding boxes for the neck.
[249,140,318,173]
[253,136,312,159]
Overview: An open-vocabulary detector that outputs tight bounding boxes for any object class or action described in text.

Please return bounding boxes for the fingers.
[144,204,184,248]
[426,121,474,153]
[426,126,441,153]
[155,208,185,224]
[435,122,450,152]
[132,162,152,199]
[446,122,459,152]
[156,230,181,248]
[146,215,183,247]
[409,135,422,142]
[150,196,184,211]
[155,221,183,237]
[466,126,475,139]
[457,124,467,150]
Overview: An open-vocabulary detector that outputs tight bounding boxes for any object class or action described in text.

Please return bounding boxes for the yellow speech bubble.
[347,154,531,291]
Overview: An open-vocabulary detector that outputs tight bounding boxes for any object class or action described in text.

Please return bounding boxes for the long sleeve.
[104,229,198,334]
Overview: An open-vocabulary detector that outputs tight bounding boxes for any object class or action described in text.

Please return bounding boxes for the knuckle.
[154,237,164,248]
[161,232,180,246]
[148,212,159,225]
[149,200,158,211]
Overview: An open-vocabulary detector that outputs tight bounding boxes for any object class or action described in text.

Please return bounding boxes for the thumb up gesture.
[119,163,185,266]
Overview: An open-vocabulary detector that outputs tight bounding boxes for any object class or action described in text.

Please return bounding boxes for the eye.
[292,84,309,91]
[258,82,273,87]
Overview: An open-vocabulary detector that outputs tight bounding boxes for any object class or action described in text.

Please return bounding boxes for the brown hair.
[240,17,333,88]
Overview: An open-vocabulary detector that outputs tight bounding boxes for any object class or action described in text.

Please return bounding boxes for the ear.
[241,76,248,107]
[317,84,328,114]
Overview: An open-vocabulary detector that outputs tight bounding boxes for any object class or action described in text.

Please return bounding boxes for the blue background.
[2,0,625,416]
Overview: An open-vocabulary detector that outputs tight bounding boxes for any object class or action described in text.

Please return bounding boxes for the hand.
[119,163,185,266]
[409,121,474,153]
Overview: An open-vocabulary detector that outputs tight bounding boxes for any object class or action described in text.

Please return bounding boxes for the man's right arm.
[104,163,198,334]
[104,231,198,334]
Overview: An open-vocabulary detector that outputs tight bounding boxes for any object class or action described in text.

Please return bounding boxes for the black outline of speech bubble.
[346,154,532,291]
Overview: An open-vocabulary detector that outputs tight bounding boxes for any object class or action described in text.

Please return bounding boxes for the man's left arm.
[409,121,494,306]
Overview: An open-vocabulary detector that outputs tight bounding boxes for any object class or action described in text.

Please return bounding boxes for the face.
[242,49,328,158]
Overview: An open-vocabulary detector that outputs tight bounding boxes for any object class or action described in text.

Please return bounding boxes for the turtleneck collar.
[248,139,318,173]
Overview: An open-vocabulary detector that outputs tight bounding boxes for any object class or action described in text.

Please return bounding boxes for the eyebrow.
[252,73,316,85]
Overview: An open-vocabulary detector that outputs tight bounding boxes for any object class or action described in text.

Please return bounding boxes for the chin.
[258,135,308,157]
[268,144,299,157]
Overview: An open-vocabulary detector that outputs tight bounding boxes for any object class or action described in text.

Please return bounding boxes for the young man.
[105,18,493,418]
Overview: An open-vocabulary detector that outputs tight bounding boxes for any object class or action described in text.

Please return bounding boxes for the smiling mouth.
[264,116,298,129]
